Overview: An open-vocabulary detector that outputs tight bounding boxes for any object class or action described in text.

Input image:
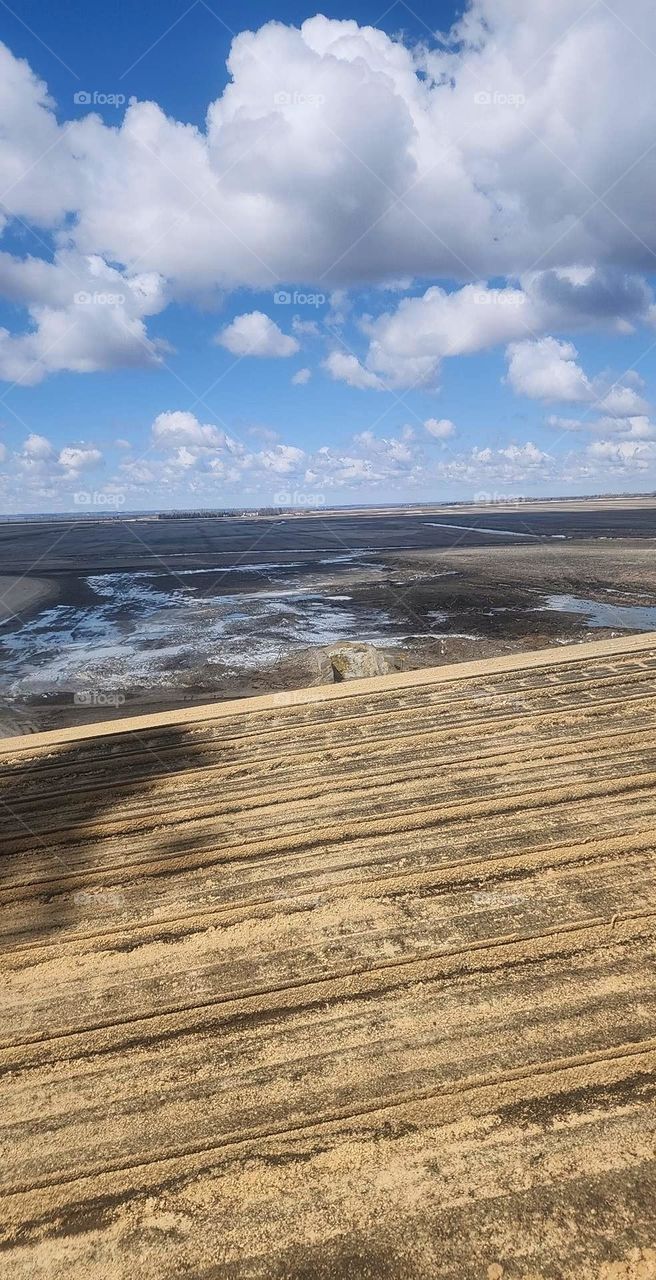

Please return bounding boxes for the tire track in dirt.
[2,632,656,1277]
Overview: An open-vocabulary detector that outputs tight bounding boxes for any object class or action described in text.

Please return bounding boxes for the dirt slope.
[1,634,656,1279]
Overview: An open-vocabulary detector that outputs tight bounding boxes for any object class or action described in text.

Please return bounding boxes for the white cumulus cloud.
[216,312,299,358]
[58,446,103,472]
[424,418,456,440]
[22,432,54,459]
[256,444,305,473]
[323,351,383,390]
[151,411,226,448]
[505,338,593,402]
[2,4,656,379]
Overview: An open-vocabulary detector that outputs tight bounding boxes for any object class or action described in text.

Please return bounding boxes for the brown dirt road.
[2,634,656,1278]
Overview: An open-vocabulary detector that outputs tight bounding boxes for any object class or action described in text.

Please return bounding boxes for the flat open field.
[4,498,656,736]
[3,498,656,574]
[2,632,656,1278]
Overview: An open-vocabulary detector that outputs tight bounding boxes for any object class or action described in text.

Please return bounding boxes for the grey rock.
[326,642,392,682]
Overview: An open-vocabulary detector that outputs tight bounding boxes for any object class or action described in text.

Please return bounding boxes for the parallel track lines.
[3,909,654,1063]
[3,635,656,1271]
[5,1033,656,1204]
[3,768,656,897]
[4,724,656,835]
[3,826,655,965]
[3,656,656,776]
[4,1041,655,1253]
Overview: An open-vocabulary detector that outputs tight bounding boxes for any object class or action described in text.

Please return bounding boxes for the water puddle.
[423,521,540,539]
[541,593,656,630]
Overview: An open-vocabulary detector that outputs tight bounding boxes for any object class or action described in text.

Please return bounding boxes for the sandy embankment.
[2,633,656,1277]
[0,575,59,624]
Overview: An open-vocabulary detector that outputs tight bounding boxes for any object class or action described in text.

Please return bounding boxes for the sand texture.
[1,632,656,1278]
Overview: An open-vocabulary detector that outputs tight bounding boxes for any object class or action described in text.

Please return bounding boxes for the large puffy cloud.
[348,269,655,390]
[58,446,103,472]
[216,311,299,357]
[0,44,79,229]
[362,284,530,387]
[2,3,656,401]
[506,338,593,402]
[0,250,167,384]
[151,410,226,448]
[507,337,654,418]
[3,2,656,304]
[323,350,383,390]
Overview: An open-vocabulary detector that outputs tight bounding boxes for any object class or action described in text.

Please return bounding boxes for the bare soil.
[3,535,656,736]
[1,633,655,1277]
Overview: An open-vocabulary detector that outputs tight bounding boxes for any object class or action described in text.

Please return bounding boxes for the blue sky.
[0,0,455,115]
[1,0,656,511]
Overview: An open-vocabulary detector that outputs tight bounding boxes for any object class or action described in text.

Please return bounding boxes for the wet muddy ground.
[2,504,656,734]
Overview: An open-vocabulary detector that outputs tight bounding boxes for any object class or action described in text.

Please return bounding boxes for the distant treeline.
[156,508,288,519]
